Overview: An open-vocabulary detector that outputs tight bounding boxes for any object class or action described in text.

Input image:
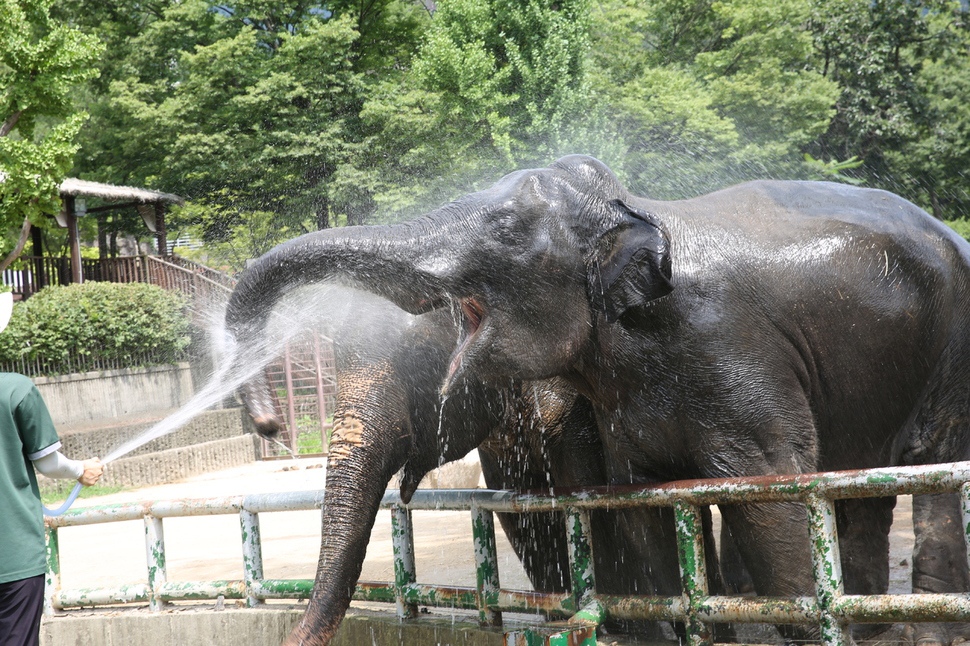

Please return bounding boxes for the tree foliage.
[0,0,102,261]
[331,0,594,221]
[807,0,970,216]
[48,0,970,270]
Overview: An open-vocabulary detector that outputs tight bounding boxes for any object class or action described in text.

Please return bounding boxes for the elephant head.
[225,155,673,406]
[223,156,678,645]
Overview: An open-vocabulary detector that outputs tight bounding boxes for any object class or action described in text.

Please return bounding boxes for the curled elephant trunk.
[224,220,456,433]
[225,220,454,339]
[239,372,283,437]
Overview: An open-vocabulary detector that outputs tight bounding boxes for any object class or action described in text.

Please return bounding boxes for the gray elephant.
[235,289,699,645]
[226,155,970,645]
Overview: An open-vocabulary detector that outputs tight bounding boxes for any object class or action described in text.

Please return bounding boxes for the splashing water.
[104,344,276,464]
[103,285,351,464]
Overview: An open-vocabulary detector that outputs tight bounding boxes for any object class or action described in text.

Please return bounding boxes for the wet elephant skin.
[227,156,970,645]
[233,292,693,646]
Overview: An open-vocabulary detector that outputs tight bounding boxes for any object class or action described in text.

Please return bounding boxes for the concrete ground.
[45,457,918,644]
[57,456,535,592]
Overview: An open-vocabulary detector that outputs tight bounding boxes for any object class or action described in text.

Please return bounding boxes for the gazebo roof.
[59,178,183,205]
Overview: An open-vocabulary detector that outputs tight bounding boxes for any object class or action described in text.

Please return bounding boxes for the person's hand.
[78,458,103,486]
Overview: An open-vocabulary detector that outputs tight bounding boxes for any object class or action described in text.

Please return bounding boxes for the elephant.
[232,287,700,645]
[225,154,970,645]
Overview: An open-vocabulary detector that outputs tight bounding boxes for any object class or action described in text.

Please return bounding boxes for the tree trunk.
[0,217,32,273]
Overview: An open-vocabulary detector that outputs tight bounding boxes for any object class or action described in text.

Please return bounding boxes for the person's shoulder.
[0,372,37,397]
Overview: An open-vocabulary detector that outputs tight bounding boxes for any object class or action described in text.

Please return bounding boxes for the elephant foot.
[852,623,905,646]
[904,623,970,646]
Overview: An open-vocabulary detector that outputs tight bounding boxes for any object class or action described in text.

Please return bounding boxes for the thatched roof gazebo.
[53,178,183,284]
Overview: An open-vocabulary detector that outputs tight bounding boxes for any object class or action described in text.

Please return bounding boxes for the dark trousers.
[0,575,44,646]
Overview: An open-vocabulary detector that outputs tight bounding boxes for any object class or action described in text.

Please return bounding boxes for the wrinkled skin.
[227,156,970,644]
[234,289,697,645]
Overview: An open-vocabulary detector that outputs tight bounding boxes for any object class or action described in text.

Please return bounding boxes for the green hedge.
[0,282,190,376]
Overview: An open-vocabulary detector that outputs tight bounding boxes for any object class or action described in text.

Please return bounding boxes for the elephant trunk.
[226,220,452,340]
[284,362,412,646]
[224,220,454,436]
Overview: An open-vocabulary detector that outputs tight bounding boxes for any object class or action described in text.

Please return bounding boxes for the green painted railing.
[44,461,970,646]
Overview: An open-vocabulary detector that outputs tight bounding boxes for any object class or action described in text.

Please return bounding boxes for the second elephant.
[237,289,696,645]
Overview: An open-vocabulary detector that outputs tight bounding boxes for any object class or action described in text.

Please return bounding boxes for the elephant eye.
[491,212,529,246]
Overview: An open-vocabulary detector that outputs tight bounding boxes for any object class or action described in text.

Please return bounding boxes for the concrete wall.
[41,607,509,646]
[34,363,195,427]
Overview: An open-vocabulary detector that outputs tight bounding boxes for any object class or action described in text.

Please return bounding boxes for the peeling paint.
[42,458,970,646]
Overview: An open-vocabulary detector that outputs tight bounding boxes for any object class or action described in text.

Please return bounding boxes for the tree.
[66,0,430,267]
[335,0,593,222]
[806,0,968,213]
[0,0,102,270]
[586,0,839,199]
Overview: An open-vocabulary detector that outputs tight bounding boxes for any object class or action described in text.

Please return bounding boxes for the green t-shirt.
[0,372,61,584]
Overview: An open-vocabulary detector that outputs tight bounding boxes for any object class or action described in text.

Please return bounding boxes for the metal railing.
[44,461,970,646]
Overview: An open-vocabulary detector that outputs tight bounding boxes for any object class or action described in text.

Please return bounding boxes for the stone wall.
[44,408,259,489]
[99,435,260,488]
[57,408,253,460]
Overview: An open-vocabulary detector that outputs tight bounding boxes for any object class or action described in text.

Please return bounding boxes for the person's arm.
[32,451,103,486]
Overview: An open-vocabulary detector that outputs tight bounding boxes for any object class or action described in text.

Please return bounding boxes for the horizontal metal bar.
[48,461,970,530]
[496,589,574,617]
[252,579,314,599]
[696,596,819,624]
[158,580,247,601]
[54,584,150,608]
[833,593,970,623]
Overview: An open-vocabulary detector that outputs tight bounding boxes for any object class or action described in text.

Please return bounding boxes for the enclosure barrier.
[45,461,970,646]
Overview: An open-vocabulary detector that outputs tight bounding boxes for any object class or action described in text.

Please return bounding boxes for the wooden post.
[63,196,83,284]
[154,202,167,256]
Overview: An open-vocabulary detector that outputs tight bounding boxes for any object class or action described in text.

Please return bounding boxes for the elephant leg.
[911,493,970,646]
[718,501,818,642]
[836,496,896,641]
[720,522,754,595]
[593,507,680,640]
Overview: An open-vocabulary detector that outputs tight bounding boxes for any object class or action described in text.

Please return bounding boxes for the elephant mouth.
[446,297,486,387]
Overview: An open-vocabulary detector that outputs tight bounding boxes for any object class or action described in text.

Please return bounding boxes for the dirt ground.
[57,457,916,620]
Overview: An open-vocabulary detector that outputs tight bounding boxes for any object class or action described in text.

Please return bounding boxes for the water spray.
[43,328,280,517]
[42,285,352,517]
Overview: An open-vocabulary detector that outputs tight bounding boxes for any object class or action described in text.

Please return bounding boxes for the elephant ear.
[590,200,673,321]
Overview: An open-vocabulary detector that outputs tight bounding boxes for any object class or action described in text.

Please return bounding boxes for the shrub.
[0,282,190,375]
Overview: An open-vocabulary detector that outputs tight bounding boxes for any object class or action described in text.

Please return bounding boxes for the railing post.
[314,333,328,450]
[471,504,501,626]
[144,515,168,611]
[283,342,297,453]
[674,501,712,646]
[961,483,970,577]
[805,492,850,646]
[565,509,595,611]
[240,509,264,607]
[44,525,60,616]
[391,505,418,619]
